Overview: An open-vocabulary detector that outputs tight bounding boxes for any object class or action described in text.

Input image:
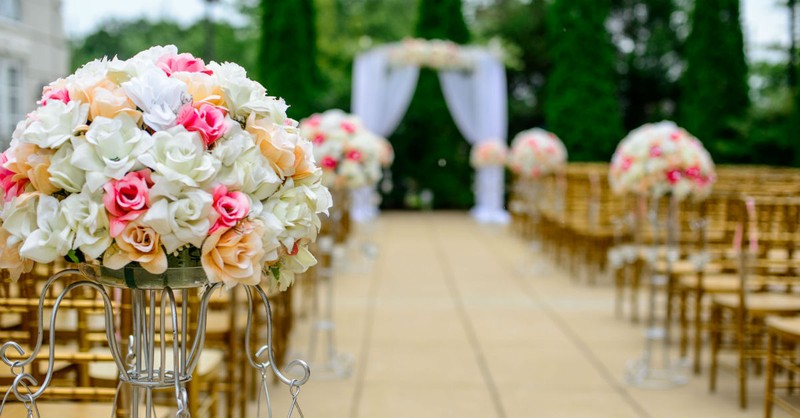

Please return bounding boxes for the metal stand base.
[625,356,690,389]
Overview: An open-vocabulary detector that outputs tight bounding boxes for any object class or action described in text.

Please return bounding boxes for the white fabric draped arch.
[350,43,509,224]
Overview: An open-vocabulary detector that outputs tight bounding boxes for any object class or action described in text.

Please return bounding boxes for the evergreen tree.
[544,0,623,161]
[611,0,682,130]
[680,0,749,161]
[387,0,473,209]
[257,0,321,119]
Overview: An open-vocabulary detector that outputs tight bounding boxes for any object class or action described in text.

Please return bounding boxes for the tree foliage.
[610,0,683,130]
[544,0,624,161]
[679,0,749,161]
[258,0,321,119]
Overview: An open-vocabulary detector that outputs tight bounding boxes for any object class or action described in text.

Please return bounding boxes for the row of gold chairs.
[510,163,800,417]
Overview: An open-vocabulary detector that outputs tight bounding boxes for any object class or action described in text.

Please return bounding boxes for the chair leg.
[693,288,705,375]
[615,266,625,318]
[709,304,721,392]
[765,332,776,418]
[737,312,748,409]
[631,260,642,323]
[679,287,688,357]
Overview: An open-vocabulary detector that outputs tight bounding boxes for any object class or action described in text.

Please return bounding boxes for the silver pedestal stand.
[0,265,310,418]
[305,207,353,380]
[625,194,690,388]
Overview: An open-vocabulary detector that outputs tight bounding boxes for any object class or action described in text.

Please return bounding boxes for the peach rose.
[201,220,265,288]
[0,227,34,281]
[88,84,141,121]
[9,143,57,195]
[173,72,225,107]
[245,113,295,177]
[103,221,168,274]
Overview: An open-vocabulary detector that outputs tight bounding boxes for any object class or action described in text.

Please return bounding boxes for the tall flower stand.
[304,201,354,380]
[0,265,309,417]
[625,194,690,388]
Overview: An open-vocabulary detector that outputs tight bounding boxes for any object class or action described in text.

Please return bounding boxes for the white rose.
[212,125,255,166]
[65,58,109,102]
[61,189,112,259]
[216,147,281,201]
[253,210,283,264]
[71,113,153,192]
[262,179,326,252]
[207,62,274,119]
[138,126,219,188]
[22,100,89,149]
[48,142,86,193]
[239,95,289,125]
[1,193,39,247]
[133,45,179,63]
[122,68,190,131]
[143,187,213,253]
[19,195,74,263]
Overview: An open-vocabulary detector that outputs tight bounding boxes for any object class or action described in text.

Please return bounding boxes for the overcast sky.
[62,0,791,62]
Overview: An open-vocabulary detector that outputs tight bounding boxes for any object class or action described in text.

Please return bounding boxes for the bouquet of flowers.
[507,128,567,179]
[377,136,394,169]
[388,38,473,71]
[299,110,383,189]
[609,121,715,200]
[0,45,332,291]
[470,140,508,168]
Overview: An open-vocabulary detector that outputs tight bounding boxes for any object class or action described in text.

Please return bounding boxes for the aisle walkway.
[265,212,784,418]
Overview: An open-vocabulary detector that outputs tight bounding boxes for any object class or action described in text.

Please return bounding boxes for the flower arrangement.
[609,121,716,200]
[388,38,473,71]
[0,45,332,291]
[299,110,383,189]
[507,128,567,179]
[470,140,508,168]
[377,136,394,169]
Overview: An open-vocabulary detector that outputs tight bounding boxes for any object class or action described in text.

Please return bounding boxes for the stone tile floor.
[260,212,797,418]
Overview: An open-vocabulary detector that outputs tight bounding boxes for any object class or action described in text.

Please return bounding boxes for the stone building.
[0,0,69,149]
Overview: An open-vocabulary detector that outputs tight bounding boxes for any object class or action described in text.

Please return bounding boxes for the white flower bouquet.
[507,128,567,179]
[609,121,715,200]
[0,45,332,291]
[299,110,383,190]
[470,140,508,168]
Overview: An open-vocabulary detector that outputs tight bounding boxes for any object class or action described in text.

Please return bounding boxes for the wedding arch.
[350,39,510,224]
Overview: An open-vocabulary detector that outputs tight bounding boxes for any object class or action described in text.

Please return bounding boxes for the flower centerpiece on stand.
[0,44,332,289]
[507,128,567,180]
[470,140,508,169]
[299,109,384,230]
[0,44,331,416]
[609,121,715,201]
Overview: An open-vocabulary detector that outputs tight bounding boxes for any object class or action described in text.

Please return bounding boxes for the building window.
[0,0,21,20]
[0,58,25,145]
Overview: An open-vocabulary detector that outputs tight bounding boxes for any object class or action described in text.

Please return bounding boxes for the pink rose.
[649,145,662,157]
[209,185,250,234]
[620,157,633,171]
[666,169,682,184]
[39,88,71,106]
[177,103,228,146]
[684,165,701,179]
[306,114,321,127]
[313,133,326,145]
[345,150,362,162]
[320,156,338,170]
[669,131,682,141]
[156,53,212,77]
[341,121,357,134]
[0,152,28,203]
[103,170,153,237]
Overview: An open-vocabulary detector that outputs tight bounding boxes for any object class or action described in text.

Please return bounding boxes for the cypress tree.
[612,0,682,130]
[680,0,749,160]
[544,0,623,161]
[387,0,473,209]
[257,0,320,119]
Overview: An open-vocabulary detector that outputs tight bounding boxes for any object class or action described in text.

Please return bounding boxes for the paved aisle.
[264,212,783,418]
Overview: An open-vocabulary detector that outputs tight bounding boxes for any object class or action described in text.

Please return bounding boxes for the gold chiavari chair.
[764,315,800,418]
[708,196,800,409]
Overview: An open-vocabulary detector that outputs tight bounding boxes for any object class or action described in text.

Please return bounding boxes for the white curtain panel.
[351,48,420,223]
[352,47,420,138]
[439,52,509,224]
